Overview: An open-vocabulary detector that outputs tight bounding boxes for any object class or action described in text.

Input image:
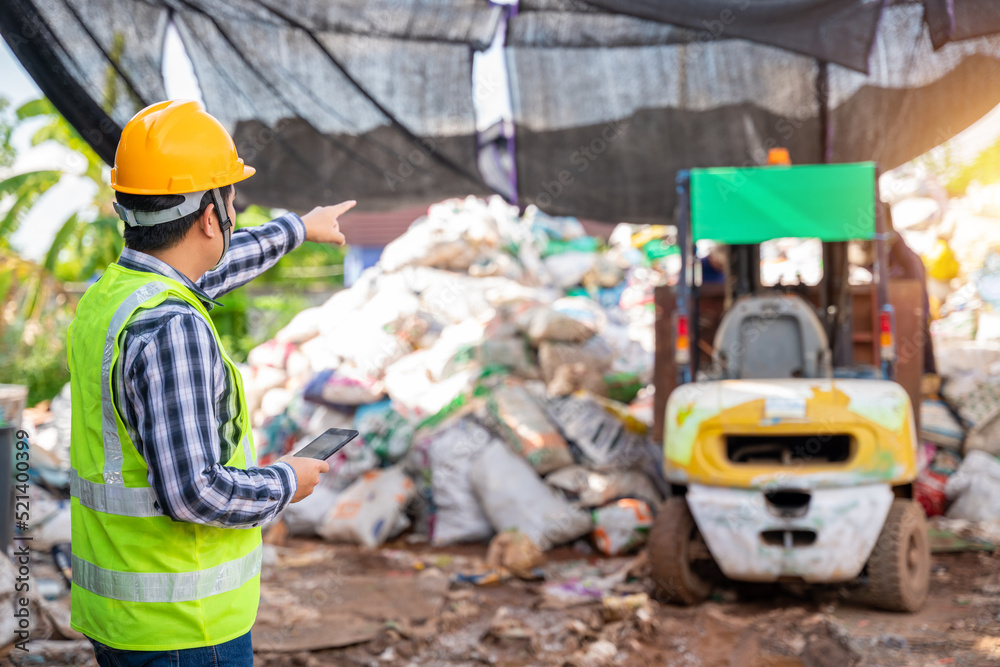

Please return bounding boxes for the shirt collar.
[117,248,223,310]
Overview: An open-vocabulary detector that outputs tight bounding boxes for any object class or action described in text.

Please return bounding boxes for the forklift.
[648,159,930,612]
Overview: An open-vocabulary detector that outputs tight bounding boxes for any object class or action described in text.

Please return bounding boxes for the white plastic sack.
[592,499,653,556]
[422,319,487,381]
[488,384,574,474]
[399,267,502,324]
[538,337,614,383]
[428,418,495,546]
[470,441,592,551]
[248,340,297,369]
[520,306,595,344]
[306,405,356,434]
[552,297,606,335]
[321,325,411,379]
[240,364,288,418]
[357,277,421,329]
[543,251,597,289]
[317,467,416,547]
[920,399,964,448]
[546,394,649,470]
[260,388,294,420]
[546,466,661,508]
[383,350,479,419]
[298,336,343,373]
[274,307,322,344]
[284,486,339,537]
[946,450,1000,522]
[304,368,385,406]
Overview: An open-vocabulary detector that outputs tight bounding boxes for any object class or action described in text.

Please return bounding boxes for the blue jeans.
[88,632,253,667]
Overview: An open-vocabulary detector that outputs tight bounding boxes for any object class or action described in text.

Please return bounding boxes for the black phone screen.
[292,428,359,460]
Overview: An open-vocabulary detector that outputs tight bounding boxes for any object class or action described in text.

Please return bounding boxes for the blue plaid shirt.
[112,214,306,528]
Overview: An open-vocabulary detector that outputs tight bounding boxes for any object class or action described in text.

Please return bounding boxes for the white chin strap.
[114,190,206,227]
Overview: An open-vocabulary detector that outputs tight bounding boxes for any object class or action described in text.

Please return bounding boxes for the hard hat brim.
[111,162,256,195]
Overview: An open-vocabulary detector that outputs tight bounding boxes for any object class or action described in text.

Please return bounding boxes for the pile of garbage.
[889,176,1000,540]
[240,196,673,555]
[13,196,675,569]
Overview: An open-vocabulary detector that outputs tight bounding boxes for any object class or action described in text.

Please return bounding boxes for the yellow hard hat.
[110,100,255,195]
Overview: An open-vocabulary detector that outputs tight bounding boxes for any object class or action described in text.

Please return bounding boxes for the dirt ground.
[7,537,999,666]
[249,537,1000,667]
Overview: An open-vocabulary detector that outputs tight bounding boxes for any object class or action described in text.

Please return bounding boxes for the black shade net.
[0,0,500,212]
[3,0,1000,222]
[510,0,1000,222]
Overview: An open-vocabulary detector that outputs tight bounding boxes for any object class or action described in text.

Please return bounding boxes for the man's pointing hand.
[302,200,356,246]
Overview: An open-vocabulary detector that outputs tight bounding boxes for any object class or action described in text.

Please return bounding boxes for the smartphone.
[293,428,359,460]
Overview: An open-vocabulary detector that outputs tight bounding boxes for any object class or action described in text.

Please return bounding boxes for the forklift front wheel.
[866,499,931,613]
[649,496,716,605]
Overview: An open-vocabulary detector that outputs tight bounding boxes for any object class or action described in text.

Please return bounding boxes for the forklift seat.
[712,293,832,380]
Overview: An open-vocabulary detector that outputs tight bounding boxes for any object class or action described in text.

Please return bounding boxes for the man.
[67,100,351,665]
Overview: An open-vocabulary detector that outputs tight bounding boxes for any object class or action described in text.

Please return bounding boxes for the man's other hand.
[302,200,356,245]
[276,455,330,503]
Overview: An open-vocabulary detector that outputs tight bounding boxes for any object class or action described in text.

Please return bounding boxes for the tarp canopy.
[0,0,501,211]
[509,0,1000,222]
[689,163,876,244]
[3,0,1000,222]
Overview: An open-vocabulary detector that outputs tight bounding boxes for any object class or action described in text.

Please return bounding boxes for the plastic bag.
[324,326,413,379]
[469,440,592,551]
[546,466,661,508]
[552,297,606,334]
[592,499,653,556]
[284,486,339,537]
[914,468,949,518]
[518,305,595,345]
[945,450,1000,522]
[427,418,495,546]
[485,530,546,579]
[545,393,649,470]
[304,369,385,406]
[298,336,343,374]
[354,400,416,463]
[274,307,322,344]
[488,384,574,474]
[920,399,964,448]
[248,340,297,369]
[317,467,415,547]
[383,350,480,419]
[538,337,613,382]
[965,403,1000,457]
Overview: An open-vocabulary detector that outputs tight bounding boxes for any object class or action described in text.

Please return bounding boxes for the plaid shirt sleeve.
[123,309,298,528]
[196,212,307,299]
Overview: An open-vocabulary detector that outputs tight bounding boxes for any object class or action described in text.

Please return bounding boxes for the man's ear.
[198,203,218,239]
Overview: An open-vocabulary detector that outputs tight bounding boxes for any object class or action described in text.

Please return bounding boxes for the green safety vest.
[67,261,262,650]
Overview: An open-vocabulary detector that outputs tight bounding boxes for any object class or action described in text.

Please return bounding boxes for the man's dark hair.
[118,184,234,253]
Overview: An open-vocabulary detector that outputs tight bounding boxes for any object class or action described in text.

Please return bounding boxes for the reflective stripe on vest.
[100,281,172,486]
[73,544,263,603]
[70,469,160,517]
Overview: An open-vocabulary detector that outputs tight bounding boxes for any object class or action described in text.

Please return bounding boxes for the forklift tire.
[866,499,931,613]
[648,496,714,605]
